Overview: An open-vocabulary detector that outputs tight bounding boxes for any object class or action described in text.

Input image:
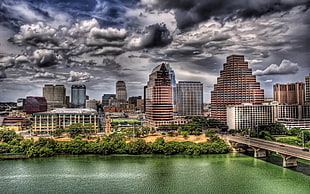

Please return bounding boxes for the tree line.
[0,131,231,158]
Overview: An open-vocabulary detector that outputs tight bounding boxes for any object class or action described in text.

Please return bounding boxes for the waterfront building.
[116,81,127,104]
[43,85,67,108]
[23,96,47,114]
[33,108,98,134]
[273,82,305,105]
[176,81,203,116]
[306,74,310,104]
[211,55,264,123]
[227,103,310,130]
[145,63,173,128]
[71,85,86,108]
[102,94,116,107]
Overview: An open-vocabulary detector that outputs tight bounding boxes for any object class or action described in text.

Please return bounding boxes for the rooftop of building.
[49,108,97,113]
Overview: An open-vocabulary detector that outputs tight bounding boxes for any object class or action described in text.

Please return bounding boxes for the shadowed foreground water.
[0,153,309,194]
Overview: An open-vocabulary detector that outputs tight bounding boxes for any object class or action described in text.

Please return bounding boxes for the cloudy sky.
[0,0,309,102]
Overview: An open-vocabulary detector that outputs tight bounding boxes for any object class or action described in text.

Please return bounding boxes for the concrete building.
[306,74,310,104]
[0,117,31,131]
[86,100,98,110]
[227,103,310,130]
[145,63,173,128]
[43,85,67,108]
[33,108,98,134]
[23,96,47,114]
[116,81,127,104]
[211,55,264,123]
[102,94,116,107]
[176,81,203,116]
[71,85,86,108]
[273,82,305,105]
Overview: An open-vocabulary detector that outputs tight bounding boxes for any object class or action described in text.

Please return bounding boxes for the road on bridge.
[224,135,310,161]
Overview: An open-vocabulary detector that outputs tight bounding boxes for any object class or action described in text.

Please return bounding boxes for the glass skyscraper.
[176,81,203,116]
[71,85,86,108]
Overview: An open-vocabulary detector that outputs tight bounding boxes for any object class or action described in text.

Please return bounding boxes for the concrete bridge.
[223,135,310,168]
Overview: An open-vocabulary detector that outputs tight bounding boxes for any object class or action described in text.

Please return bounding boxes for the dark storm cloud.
[142,0,310,30]
[127,23,172,49]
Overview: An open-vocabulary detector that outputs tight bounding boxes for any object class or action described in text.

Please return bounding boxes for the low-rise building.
[33,108,98,134]
[227,103,310,130]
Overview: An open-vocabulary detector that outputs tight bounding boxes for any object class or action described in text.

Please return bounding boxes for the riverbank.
[0,134,231,159]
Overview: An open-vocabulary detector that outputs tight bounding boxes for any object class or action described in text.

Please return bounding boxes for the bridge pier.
[252,148,267,158]
[280,154,297,168]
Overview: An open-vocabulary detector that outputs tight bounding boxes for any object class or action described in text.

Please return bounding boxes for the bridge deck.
[224,135,310,161]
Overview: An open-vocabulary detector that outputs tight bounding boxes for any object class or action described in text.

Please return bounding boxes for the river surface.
[0,153,309,194]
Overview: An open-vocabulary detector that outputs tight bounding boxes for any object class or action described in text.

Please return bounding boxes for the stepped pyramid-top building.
[211,55,264,123]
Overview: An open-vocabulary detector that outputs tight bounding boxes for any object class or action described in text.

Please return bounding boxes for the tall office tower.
[102,94,116,107]
[43,85,66,108]
[306,74,310,104]
[71,85,86,108]
[211,55,264,123]
[176,81,203,116]
[164,64,177,111]
[23,96,47,114]
[145,63,173,128]
[273,82,305,105]
[116,81,127,103]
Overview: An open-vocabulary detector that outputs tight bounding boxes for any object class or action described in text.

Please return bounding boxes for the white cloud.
[67,71,93,82]
[33,72,56,79]
[253,59,299,76]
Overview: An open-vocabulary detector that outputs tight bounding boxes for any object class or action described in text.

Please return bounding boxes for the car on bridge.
[302,148,309,152]
[279,144,285,147]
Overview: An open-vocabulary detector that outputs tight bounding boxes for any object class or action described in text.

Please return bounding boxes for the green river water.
[0,153,309,194]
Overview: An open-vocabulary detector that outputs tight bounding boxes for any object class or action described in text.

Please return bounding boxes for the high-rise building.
[102,94,116,107]
[306,74,310,104]
[23,96,47,114]
[145,63,173,128]
[116,81,127,103]
[211,55,264,123]
[164,64,176,111]
[71,85,86,108]
[176,81,203,116]
[273,82,305,105]
[43,85,66,108]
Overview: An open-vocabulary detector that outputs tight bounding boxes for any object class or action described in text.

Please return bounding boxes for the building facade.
[116,81,127,104]
[176,81,203,116]
[71,85,86,108]
[273,82,305,105]
[43,85,67,108]
[306,74,310,104]
[227,103,310,130]
[86,100,98,110]
[102,94,116,107]
[145,63,173,128]
[33,108,98,134]
[23,96,47,114]
[211,55,264,123]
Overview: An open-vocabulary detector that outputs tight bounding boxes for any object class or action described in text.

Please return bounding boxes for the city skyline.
[0,0,309,102]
